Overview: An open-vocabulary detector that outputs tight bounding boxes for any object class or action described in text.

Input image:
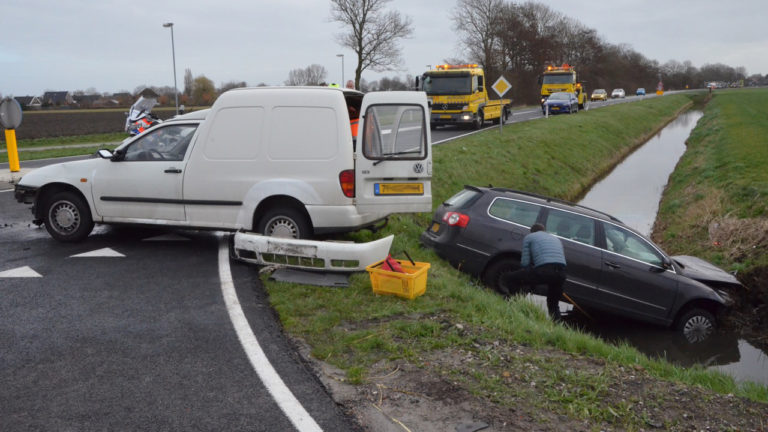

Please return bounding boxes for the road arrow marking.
[70,248,125,258]
[0,266,42,278]
[143,233,190,242]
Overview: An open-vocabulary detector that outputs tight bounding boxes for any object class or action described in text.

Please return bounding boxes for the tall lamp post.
[163,22,179,115]
[336,54,344,87]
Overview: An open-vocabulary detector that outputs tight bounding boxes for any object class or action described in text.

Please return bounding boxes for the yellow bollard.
[5,129,20,172]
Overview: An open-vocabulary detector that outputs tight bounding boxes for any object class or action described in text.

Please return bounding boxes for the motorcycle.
[125,96,162,136]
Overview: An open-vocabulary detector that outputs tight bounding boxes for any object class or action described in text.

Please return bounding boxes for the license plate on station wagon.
[430,223,440,233]
[374,183,424,195]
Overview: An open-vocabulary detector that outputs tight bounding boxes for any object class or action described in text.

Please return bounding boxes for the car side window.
[488,198,540,227]
[123,124,197,162]
[602,223,663,267]
[545,208,595,246]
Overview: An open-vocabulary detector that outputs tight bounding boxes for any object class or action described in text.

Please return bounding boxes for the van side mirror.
[414,76,420,91]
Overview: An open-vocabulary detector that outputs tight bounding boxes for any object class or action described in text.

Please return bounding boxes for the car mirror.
[97,149,113,159]
[111,148,125,161]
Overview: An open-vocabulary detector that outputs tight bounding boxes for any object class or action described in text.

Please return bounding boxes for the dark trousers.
[500,263,566,318]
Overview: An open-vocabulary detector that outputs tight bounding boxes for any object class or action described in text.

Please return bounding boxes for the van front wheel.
[257,208,312,239]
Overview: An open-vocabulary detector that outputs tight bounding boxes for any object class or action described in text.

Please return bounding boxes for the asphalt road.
[431,93,657,144]
[0,192,359,431]
[0,91,658,431]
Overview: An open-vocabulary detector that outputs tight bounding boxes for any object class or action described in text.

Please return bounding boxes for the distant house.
[42,91,74,107]
[137,88,160,98]
[14,96,42,109]
[72,94,101,108]
[112,92,133,106]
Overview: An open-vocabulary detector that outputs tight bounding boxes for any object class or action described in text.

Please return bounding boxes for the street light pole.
[163,22,179,115]
[336,54,344,87]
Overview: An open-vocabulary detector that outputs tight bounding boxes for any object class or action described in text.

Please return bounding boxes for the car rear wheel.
[484,259,523,296]
[257,207,312,239]
[675,307,716,343]
[44,191,94,243]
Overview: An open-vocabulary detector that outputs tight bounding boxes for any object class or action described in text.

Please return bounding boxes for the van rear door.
[355,91,432,214]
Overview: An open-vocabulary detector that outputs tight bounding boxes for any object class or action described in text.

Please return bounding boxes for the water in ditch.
[572,110,768,386]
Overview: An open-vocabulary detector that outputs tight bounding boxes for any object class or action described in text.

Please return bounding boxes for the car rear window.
[488,198,540,227]
[444,188,481,208]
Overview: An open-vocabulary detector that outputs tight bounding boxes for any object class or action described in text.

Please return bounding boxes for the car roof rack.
[486,187,624,223]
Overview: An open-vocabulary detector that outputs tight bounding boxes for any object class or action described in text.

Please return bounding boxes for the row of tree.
[452,0,765,105]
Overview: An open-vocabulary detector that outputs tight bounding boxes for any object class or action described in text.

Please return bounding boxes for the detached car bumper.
[14,184,38,204]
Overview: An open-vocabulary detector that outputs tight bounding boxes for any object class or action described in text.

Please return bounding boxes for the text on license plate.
[374,183,424,195]
[440,115,451,119]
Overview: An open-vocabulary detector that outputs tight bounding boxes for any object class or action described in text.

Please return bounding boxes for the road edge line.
[217,235,323,432]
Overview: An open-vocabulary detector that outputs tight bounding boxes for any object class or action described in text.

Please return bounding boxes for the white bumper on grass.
[233,233,393,272]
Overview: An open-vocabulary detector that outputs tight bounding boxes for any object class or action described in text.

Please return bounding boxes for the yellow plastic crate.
[366,259,430,300]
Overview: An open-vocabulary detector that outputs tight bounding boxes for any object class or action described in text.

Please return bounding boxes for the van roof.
[226,86,364,97]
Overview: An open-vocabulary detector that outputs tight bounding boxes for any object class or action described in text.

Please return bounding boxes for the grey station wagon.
[420,186,742,342]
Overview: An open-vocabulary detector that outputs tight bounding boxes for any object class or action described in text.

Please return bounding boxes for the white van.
[14,87,433,242]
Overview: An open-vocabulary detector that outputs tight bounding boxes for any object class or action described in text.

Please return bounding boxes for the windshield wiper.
[372,150,421,166]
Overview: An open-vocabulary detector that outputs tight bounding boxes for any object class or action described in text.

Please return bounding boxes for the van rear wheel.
[257,207,312,239]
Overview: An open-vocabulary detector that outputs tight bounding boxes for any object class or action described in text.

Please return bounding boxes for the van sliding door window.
[363,105,427,161]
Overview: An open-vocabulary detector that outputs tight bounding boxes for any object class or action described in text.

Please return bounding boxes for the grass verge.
[1,133,125,163]
[262,92,767,429]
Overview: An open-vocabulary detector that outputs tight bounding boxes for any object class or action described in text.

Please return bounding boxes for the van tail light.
[339,169,355,198]
[442,212,470,227]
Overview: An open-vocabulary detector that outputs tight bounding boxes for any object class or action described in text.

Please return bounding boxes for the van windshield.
[363,105,427,161]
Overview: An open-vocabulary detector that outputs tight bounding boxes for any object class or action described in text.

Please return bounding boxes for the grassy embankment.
[260,92,767,429]
[0,133,127,164]
[653,88,768,327]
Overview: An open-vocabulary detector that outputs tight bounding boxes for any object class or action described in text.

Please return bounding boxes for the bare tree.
[452,0,504,75]
[284,64,328,86]
[184,69,194,96]
[330,0,413,89]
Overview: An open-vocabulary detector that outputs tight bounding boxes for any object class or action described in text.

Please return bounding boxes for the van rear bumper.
[307,205,385,234]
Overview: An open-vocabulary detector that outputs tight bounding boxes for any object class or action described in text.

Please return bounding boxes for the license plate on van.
[374,183,424,195]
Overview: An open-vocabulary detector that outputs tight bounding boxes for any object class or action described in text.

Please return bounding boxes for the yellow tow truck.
[539,63,587,110]
[416,64,511,130]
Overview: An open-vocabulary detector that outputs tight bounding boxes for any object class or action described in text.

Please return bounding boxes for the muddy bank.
[295,323,768,431]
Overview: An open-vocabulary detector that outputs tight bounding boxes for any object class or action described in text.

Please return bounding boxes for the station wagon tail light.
[442,212,470,227]
[339,170,355,198]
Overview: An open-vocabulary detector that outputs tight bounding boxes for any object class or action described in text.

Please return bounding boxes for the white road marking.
[0,266,42,278]
[143,233,191,242]
[217,236,322,432]
[70,248,125,258]
[0,189,14,193]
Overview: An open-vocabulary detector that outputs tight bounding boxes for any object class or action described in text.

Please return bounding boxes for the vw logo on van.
[413,163,424,174]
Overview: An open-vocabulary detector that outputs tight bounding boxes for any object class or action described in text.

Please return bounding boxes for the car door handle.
[164,168,182,174]
[605,261,621,269]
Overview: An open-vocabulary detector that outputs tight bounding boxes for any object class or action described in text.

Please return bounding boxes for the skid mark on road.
[217,236,322,432]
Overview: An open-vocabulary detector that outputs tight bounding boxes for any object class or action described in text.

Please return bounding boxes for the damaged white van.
[14,87,433,242]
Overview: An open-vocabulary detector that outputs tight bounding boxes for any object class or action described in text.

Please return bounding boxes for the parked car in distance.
[590,89,608,101]
[420,186,741,342]
[636,88,646,96]
[611,88,626,98]
[541,92,579,115]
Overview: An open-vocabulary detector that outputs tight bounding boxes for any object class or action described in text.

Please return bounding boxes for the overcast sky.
[2,0,766,96]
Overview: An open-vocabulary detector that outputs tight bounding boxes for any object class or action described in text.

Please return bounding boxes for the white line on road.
[217,236,322,432]
[0,189,14,193]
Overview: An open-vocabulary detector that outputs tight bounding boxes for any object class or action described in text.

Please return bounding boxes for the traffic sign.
[0,97,23,129]
[491,76,512,98]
